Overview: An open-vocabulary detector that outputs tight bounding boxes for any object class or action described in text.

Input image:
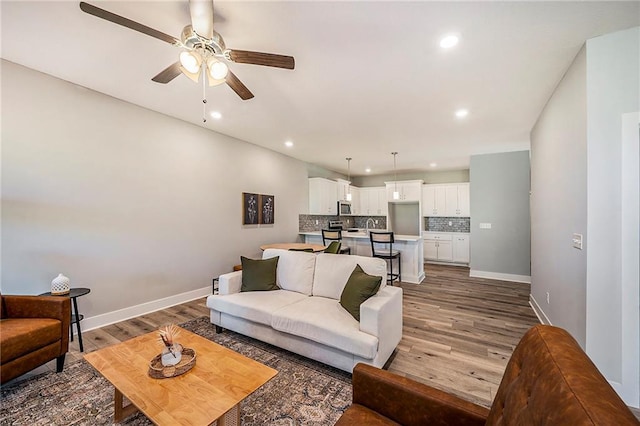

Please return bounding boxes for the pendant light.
[392,152,400,200]
[345,157,352,201]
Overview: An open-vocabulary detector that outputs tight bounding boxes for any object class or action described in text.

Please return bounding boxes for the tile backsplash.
[299,215,387,232]
[424,217,470,233]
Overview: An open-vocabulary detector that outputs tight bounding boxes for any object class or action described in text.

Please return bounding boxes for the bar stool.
[369,231,401,285]
[321,229,351,255]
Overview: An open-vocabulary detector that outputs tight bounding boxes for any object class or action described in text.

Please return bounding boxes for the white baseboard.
[469,269,531,284]
[529,294,552,325]
[79,286,211,333]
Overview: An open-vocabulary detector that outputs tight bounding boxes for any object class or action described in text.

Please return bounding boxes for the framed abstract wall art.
[242,192,259,225]
[259,194,275,224]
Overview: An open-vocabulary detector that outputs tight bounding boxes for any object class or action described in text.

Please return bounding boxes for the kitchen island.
[300,231,425,284]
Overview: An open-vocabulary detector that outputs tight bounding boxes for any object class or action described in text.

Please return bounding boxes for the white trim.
[79,286,211,333]
[469,269,531,284]
[529,294,551,325]
[425,260,469,267]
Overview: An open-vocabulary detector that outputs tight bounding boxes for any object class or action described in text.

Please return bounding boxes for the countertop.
[423,231,470,235]
[300,231,423,242]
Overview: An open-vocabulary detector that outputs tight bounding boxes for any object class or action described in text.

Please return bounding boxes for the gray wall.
[585,26,639,392]
[1,60,308,320]
[530,26,639,405]
[469,151,531,278]
[530,46,587,345]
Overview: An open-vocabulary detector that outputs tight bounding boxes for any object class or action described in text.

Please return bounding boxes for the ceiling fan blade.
[228,50,295,70]
[225,71,254,100]
[188,0,214,40]
[79,2,179,45]
[151,62,182,84]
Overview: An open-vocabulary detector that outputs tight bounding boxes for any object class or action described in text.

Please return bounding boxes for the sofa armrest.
[346,363,489,426]
[218,271,242,295]
[2,295,71,322]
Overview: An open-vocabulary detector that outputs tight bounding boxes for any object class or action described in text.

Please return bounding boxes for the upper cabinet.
[385,180,423,202]
[309,178,338,215]
[422,183,470,217]
[359,186,387,216]
[445,183,470,217]
[349,187,361,215]
[422,185,447,216]
[336,179,352,202]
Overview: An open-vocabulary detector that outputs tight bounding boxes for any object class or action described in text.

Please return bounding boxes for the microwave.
[338,201,352,216]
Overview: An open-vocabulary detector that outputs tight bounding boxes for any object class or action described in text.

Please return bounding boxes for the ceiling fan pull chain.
[202,66,207,123]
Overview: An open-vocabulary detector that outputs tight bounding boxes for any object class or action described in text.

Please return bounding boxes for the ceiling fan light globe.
[180,51,202,74]
[208,60,229,80]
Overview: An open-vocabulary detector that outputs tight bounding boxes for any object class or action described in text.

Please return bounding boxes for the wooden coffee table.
[84,327,277,425]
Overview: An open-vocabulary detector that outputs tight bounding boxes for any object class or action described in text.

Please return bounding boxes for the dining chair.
[289,248,314,252]
[321,229,351,255]
[369,231,401,285]
[324,241,342,254]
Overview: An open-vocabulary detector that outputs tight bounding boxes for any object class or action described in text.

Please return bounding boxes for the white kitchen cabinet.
[422,185,447,216]
[309,178,337,215]
[386,180,423,202]
[359,187,388,216]
[424,232,469,264]
[452,234,470,263]
[445,183,470,217]
[423,233,453,262]
[423,183,470,217]
[336,179,352,202]
[376,187,388,215]
[349,187,360,215]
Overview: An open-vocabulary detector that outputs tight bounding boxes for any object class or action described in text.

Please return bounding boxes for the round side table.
[40,287,91,352]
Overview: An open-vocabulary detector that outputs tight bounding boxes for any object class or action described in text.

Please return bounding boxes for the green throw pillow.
[340,264,382,321]
[240,256,279,292]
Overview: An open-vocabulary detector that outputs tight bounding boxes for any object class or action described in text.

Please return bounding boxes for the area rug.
[0,317,352,425]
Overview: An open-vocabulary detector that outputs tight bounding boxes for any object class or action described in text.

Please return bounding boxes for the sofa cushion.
[271,296,379,359]
[208,290,307,326]
[0,318,62,363]
[262,249,316,295]
[340,265,383,321]
[241,256,279,292]
[312,254,387,300]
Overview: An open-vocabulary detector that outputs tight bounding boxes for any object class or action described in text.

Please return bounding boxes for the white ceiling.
[2,1,638,176]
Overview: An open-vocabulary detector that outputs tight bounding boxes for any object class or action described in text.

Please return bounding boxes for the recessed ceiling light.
[284,141,294,148]
[430,162,437,167]
[365,168,371,173]
[455,109,469,118]
[440,34,459,49]
[210,111,222,119]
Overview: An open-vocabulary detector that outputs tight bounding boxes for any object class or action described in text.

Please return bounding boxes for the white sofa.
[206,249,403,372]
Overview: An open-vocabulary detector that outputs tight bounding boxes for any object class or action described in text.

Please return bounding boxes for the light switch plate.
[479,223,492,229]
[572,233,583,250]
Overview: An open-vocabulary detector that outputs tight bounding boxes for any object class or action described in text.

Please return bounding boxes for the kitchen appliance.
[337,201,352,216]
[328,220,345,230]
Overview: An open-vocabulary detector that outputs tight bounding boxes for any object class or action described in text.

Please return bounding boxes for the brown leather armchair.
[336,325,639,425]
[1,294,71,384]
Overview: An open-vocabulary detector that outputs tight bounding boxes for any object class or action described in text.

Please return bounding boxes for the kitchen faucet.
[365,218,376,233]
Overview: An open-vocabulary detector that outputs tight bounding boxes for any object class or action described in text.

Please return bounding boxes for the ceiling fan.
[79,1,295,101]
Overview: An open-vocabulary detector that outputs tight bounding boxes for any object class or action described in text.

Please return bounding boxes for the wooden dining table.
[259,243,327,252]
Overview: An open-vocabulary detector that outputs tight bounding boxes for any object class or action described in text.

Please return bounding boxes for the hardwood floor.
[12,262,640,419]
[391,263,539,407]
[21,263,537,410]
